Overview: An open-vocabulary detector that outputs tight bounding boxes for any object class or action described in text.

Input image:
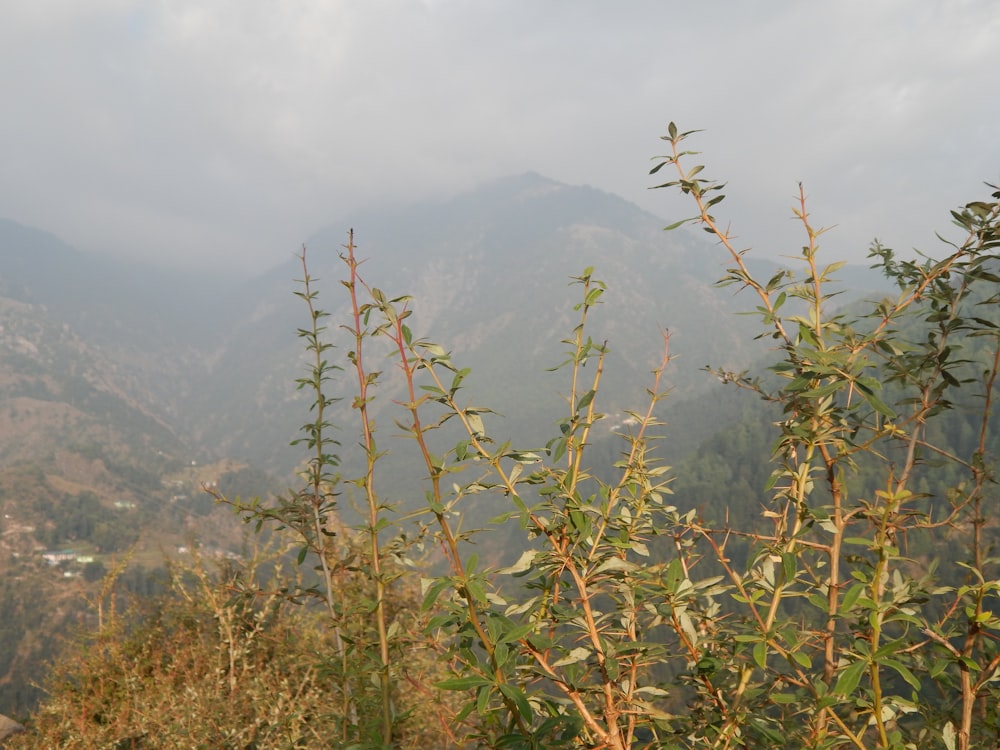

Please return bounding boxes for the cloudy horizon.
[2,1,998,274]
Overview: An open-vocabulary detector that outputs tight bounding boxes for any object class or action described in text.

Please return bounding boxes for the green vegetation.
[10,127,1000,748]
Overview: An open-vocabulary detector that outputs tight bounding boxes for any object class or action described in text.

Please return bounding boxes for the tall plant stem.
[341,230,394,744]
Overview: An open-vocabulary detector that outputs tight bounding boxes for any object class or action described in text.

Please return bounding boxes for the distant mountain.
[1,176,895,478]
[0,176,898,714]
[0,219,232,344]
[191,174,769,469]
[196,174,892,471]
[0,221,251,713]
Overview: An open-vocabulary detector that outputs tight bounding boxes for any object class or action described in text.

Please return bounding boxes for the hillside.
[189,174,788,473]
[0,225,261,713]
[0,175,894,716]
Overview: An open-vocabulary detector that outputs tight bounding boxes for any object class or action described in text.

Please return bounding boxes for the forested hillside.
[1,175,797,718]
[4,142,997,748]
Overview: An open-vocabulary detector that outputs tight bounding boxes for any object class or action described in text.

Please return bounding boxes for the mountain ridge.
[0,172,900,715]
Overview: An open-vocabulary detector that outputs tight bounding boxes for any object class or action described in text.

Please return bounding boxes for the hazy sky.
[2,1,998,274]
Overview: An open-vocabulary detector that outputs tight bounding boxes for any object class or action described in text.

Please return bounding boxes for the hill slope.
[0,175,894,714]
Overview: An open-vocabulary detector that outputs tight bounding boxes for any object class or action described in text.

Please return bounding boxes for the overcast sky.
[2,1,998,274]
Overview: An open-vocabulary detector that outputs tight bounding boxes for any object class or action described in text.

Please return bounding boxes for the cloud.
[0,0,997,272]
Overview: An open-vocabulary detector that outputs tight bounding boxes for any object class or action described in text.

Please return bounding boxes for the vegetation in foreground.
[10,126,1000,749]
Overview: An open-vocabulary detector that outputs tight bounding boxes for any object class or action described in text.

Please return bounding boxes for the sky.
[2,0,998,275]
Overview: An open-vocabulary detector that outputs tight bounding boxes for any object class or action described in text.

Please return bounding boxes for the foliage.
[208,240,458,749]
[647,123,1000,748]
[19,126,1000,749]
[9,545,452,749]
[39,490,138,552]
[10,550,337,749]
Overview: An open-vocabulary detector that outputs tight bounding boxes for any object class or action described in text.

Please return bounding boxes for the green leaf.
[832,659,867,696]
[840,582,865,614]
[665,557,684,594]
[493,641,510,669]
[882,657,921,691]
[594,557,637,574]
[476,684,490,714]
[781,551,796,583]
[753,641,767,670]
[497,682,532,722]
[548,437,568,463]
[421,577,451,611]
[465,577,487,604]
[436,675,492,691]
[576,389,596,412]
[798,380,842,399]
[466,412,485,437]
[499,622,536,644]
[552,646,591,667]
[863,390,897,418]
[663,217,696,231]
[791,650,812,669]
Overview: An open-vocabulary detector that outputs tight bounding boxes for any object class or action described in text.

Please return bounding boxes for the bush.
[12,547,454,749]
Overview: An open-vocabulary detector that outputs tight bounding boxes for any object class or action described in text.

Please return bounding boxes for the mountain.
[190,173,780,471]
[0,222,251,713]
[0,174,894,714]
[0,176,898,519]
[2,176,894,477]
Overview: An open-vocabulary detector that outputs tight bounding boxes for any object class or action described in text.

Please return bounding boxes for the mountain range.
[0,172,892,714]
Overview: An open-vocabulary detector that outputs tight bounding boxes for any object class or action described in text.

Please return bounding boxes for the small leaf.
[436,676,492,691]
[833,659,867,696]
[594,557,636,574]
[548,437,568,463]
[840,582,865,614]
[883,657,921,691]
[753,641,767,670]
[663,217,695,231]
[552,647,591,667]
[497,682,532,722]
[943,722,957,750]
[864,390,897,418]
[781,551,796,583]
[497,550,537,575]
[466,412,485,438]
[791,650,812,669]
[576,389,596,412]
